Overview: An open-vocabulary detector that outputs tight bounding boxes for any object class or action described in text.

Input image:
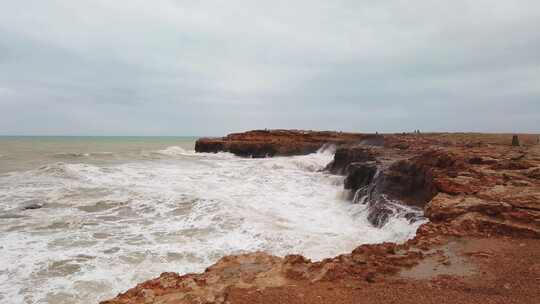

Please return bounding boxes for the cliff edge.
[103,131,540,304]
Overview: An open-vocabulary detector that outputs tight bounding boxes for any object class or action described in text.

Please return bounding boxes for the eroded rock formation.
[103,131,540,304]
[195,130,372,157]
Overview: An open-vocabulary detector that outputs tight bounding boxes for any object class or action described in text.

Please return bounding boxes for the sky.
[0,0,539,136]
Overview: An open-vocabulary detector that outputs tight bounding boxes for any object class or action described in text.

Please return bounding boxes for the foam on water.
[153,146,189,156]
[0,147,423,303]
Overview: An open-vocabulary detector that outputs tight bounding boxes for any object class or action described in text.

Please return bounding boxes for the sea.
[0,136,422,303]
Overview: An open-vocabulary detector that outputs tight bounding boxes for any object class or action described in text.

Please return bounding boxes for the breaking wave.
[0,149,421,304]
[154,146,190,156]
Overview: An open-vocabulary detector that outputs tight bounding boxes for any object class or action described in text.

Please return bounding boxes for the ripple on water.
[47,236,99,249]
[36,260,82,278]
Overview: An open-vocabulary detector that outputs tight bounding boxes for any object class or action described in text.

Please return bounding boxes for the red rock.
[103,131,540,304]
[195,129,370,157]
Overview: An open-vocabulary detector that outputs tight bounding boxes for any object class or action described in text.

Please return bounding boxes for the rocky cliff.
[195,129,372,157]
[326,135,540,236]
[103,131,540,304]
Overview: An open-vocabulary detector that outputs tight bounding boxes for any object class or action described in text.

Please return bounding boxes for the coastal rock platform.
[103,131,540,304]
[195,129,370,157]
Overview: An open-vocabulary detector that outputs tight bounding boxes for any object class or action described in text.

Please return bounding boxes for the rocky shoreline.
[194,129,370,157]
[102,130,540,304]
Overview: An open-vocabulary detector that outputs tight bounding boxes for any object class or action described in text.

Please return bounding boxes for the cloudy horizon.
[0,1,539,136]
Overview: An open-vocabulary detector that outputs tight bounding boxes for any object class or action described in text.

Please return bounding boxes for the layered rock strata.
[195,129,373,157]
[103,131,540,304]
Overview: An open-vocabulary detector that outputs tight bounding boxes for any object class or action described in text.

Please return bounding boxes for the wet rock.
[194,140,224,153]
[228,142,278,157]
[344,161,377,190]
[325,144,440,227]
[326,146,377,174]
[380,159,437,207]
[405,212,424,223]
[367,205,394,227]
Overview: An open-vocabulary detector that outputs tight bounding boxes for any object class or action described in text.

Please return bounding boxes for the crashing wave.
[0,147,421,304]
[155,146,189,156]
[36,162,106,180]
[316,143,337,155]
[144,146,197,158]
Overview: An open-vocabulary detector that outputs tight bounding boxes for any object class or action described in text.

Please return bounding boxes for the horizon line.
[0,131,538,137]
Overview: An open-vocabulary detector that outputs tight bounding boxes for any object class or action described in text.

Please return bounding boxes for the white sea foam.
[0,149,423,304]
[154,146,189,156]
[140,146,203,159]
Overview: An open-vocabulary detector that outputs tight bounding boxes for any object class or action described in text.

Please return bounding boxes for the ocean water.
[0,137,422,303]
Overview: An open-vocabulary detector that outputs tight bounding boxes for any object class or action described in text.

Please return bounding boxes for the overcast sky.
[0,1,539,136]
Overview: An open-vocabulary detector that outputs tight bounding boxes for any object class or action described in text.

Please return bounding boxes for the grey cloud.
[0,0,539,135]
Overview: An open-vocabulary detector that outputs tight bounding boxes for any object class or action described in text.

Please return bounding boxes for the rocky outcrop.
[326,134,540,235]
[198,130,540,232]
[195,130,372,157]
[326,144,441,227]
[343,161,378,191]
[379,158,438,208]
[103,132,540,304]
[102,236,540,304]
[101,242,425,304]
[326,146,378,174]
[425,194,540,237]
